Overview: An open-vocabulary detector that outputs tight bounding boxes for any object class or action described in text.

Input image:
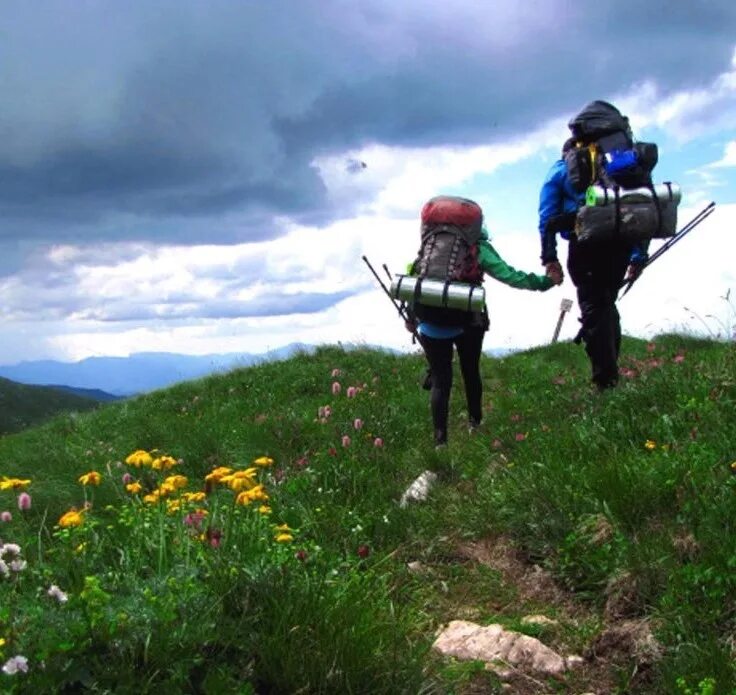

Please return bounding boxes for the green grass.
[0,336,735,693]
[0,377,101,436]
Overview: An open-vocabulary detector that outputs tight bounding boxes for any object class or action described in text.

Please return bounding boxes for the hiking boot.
[434,429,447,447]
[468,419,481,435]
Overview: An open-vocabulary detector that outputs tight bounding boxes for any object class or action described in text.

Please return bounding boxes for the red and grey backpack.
[414,195,483,283]
[410,195,487,326]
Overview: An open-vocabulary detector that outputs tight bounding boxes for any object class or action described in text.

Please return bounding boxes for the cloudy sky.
[1,0,735,364]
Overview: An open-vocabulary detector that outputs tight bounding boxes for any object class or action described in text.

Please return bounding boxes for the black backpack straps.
[613,185,621,238]
[649,181,663,236]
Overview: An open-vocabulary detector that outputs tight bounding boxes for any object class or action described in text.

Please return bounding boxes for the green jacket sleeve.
[478,237,553,291]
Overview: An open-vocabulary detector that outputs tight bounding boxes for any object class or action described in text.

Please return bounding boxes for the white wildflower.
[8,559,26,573]
[0,560,8,578]
[0,543,21,558]
[47,584,69,603]
[2,655,29,675]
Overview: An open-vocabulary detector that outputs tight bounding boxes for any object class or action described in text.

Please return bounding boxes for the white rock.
[521,614,558,627]
[399,470,438,507]
[432,619,566,676]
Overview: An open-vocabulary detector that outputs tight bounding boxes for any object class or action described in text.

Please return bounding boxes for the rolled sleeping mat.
[390,275,485,312]
[585,182,681,207]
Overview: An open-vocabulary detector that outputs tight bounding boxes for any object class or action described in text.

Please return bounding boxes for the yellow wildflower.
[125,450,153,468]
[166,499,181,514]
[235,491,252,506]
[258,505,272,515]
[78,471,102,486]
[163,475,188,490]
[0,477,31,491]
[125,482,143,495]
[254,456,275,467]
[274,523,292,532]
[223,470,257,492]
[0,637,5,648]
[204,467,233,483]
[58,509,84,528]
[181,491,206,503]
[143,490,162,504]
[152,455,179,471]
[644,440,656,451]
[275,533,293,543]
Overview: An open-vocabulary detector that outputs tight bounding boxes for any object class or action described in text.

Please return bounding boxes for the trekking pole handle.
[362,255,407,320]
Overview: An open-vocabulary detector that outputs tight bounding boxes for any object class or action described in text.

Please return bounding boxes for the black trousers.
[421,326,485,444]
[567,236,632,388]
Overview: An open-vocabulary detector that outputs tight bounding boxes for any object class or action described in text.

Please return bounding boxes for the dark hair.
[561,137,576,156]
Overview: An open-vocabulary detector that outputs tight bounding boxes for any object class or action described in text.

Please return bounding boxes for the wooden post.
[552,298,573,343]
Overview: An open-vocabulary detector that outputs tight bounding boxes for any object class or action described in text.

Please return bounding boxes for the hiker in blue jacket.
[539,137,646,391]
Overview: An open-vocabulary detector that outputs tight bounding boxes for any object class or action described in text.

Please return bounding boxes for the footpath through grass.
[0,335,735,693]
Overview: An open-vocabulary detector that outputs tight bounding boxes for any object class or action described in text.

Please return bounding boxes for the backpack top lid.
[568,100,631,143]
[421,195,482,227]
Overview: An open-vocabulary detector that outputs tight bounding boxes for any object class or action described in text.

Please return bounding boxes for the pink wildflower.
[17,493,31,511]
[373,437,384,448]
[342,435,351,448]
[357,544,370,558]
[0,511,11,523]
[328,446,337,456]
[346,386,357,398]
[510,413,522,422]
[331,368,341,377]
[673,353,686,364]
[294,456,309,468]
[353,418,363,430]
[295,549,308,562]
[492,439,503,449]
[122,472,134,484]
[647,342,656,353]
[206,528,222,548]
[515,432,527,442]
[332,382,341,395]
[184,511,207,530]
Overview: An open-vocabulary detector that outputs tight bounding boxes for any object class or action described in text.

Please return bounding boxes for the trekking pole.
[619,201,716,299]
[362,255,409,321]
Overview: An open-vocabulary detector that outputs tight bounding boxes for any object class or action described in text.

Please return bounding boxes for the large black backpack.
[564,100,678,242]
[565,100,658,193]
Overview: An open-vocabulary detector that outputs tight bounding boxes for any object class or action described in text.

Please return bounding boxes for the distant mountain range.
[0,343,315,396]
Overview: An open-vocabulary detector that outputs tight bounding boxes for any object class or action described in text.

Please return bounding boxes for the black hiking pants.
[421,326,485,444]
[567,236,632,389]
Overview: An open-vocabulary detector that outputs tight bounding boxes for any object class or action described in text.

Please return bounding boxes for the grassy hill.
[0,376,101,436]
[0,336,734,693]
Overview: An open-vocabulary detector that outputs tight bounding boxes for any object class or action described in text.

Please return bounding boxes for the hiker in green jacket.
[406,218,557,447]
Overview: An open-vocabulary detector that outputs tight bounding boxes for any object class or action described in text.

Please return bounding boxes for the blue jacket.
[538,158,647,265]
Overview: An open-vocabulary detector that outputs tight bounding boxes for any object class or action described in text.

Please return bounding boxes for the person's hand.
[545,261,563,285]
[625,263,643,282]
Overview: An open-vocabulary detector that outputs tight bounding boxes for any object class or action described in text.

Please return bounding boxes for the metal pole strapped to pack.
[619,201,716,299]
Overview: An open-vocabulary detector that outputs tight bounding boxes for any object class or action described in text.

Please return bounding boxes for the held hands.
[545,261,564,286]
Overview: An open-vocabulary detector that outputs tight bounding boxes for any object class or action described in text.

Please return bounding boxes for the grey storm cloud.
[0,0,734,253]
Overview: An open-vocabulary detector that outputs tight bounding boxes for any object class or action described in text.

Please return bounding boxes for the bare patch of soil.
[444,536,662,694]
